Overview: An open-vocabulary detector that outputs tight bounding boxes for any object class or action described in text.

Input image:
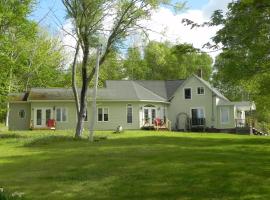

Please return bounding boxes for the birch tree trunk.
[5,68,12,127]
[89,46,101,142]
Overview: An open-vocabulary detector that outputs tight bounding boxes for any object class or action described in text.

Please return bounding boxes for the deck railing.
[191,118,205,126]
[235,118,247,128]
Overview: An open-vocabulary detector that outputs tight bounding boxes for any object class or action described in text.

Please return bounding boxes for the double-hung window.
[127,104,133,124]
[220,107,230,124]
[184,88,192,99]
[197,87,205,95]
[56,108,67,122]
[98,108,109,122]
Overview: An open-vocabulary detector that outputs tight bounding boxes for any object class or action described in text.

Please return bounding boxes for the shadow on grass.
[0,135,270,200]
[24,135,108,147]
[0,133,26,139]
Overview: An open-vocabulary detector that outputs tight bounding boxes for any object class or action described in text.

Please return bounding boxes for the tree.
[123,41,212,80]
[123,47,146,80]
[209,1,270,123]
[62,0,185,139]
[0,0,69,123]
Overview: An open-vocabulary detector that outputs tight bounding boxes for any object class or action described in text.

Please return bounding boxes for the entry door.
[34,108,52,128]
[143,107,156,125]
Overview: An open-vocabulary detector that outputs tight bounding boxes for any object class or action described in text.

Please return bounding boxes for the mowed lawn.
[0,129,270,200]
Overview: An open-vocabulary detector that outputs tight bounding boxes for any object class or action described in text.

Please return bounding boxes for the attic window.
[19,110,25,119]
[197,87,205,95]
[184,88,191,99]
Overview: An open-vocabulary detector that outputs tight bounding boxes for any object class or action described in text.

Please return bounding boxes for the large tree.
[62,0,184,139]
[209,1,270,122]
[123,41,212,80]
[0,0,68,123]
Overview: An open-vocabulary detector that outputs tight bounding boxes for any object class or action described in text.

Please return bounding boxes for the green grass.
[0,130,270,200]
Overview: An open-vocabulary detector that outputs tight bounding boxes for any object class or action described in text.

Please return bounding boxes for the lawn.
[0,130,270,200]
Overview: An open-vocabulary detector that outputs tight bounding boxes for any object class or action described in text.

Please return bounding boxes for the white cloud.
[138,0,232,59]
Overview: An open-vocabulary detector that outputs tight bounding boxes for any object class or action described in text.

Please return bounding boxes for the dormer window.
[184,88,192,99]
[197,87,205,95]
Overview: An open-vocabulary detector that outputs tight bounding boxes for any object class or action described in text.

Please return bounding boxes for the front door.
[34,108,53,128]
[143,107,156,126]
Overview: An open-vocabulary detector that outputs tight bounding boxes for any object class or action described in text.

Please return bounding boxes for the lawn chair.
[47,119,56,130]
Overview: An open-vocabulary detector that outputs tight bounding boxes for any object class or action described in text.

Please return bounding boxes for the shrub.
[0,188,26,200]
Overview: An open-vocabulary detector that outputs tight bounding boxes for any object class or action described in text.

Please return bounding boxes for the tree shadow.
[0,133,26,139]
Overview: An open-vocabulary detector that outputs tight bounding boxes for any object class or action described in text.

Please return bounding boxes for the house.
[8,75,256,131]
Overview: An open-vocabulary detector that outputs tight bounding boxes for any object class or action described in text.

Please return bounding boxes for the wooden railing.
[235,119,247,128]
[191,118,205,126]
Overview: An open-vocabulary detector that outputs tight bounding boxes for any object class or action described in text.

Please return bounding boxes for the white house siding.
[168,76,216,130]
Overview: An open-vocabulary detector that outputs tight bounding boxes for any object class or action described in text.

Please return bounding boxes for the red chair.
[47,119,56,130]
[154,118,161,126]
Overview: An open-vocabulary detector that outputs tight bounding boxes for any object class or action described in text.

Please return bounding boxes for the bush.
[0,188,26,200]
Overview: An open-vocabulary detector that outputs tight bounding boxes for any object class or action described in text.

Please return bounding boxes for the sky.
[29,0,232,59]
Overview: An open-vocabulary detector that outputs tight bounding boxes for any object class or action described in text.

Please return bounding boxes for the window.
[197,87,205,95]
[191,108,205,119]
[56,108,67,122]
[98,108,109,122]
[19,109,25,119]
[127,104,133,124]
[191,108,205,125]
[184,88,191,99]
[220,107,230,124]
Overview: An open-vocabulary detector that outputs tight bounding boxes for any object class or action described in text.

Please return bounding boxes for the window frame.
[19,109,26,119]
[184,88,192,100]
[197,86,205,95]
[127,104,133,124]
[220,107,230,124]
[190,107,205,119]
[56,107,68,122]
[97,107,109,122]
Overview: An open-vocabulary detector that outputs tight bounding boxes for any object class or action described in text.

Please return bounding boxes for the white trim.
[126,104,133,124]
[33,107,54,128]
[97,107,109,122]
[197,86,205,95]
[220,107,230,124]
[28,99,170,104]
[183,87,192,100]
[9,101,29,104]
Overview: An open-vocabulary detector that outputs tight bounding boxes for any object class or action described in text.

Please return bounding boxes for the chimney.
[197,68,203,78]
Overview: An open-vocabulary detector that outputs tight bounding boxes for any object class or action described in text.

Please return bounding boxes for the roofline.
[27,99,170,104]
[9,101,30,104]
[132,81,167,102]
[192,74,229,101]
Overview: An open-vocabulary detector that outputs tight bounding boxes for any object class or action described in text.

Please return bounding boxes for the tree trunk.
[5,68,12,127]
[74,46,89,138]
[72,43,80,117]
[89,45,101,142]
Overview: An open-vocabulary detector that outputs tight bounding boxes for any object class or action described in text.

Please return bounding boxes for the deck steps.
[252,127,268,136]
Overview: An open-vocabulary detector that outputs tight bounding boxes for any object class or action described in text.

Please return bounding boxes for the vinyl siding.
[8,103,31,130]
[168,76,216,130]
